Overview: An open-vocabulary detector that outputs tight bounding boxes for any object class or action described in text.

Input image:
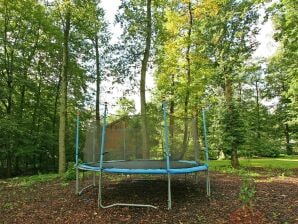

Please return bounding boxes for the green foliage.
[221,102,246,156]
[9,174,59,187]
[266,0,298,154]
[63,162,76,181]
[0,0,296,177]
[255,145,280,158]
[0,0,109,177]
[3,202,14,210]
[239,175,256,207]
[210,157,298,172]
[116,98,136,116]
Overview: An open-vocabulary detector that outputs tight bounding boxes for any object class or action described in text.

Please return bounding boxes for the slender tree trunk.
[95,35,101,161]
[225,77,240,168]
[255,79,260,139]
[179,1,193,160]
[95,35,100,123]
[284,124,292,155]
[231,146,239,168]
[58,9,71,174]
[52,73,61,170]
[140,0,152,159]
[4,2,14,177]
[169,74,175,141]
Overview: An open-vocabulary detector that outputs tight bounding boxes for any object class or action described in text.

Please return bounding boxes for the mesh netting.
[82,114,202,165]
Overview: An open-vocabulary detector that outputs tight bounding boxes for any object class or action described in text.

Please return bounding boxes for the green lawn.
[0,173,60,187]
[209,156,298,174]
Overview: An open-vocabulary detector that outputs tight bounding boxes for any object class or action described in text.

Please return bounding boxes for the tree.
[116,97,136,116]
[200,0,260,167]
[266,0,298,154]
[0,0,108,177]
[139,0,152,159]
[57,0,71,174]
[116,0,155,158]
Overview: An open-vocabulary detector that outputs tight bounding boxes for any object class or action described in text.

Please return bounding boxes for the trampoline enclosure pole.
[98,103,107,207]
[75,111,80,195]
[162,100,172,209]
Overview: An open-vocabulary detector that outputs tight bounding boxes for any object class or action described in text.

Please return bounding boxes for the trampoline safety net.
[82,113,204,169]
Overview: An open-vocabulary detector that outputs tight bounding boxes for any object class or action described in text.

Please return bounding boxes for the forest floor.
[0,169,297,224]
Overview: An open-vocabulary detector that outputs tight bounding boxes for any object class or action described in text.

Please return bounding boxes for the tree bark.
[95,35,100,123]
[255,79,260,139]
[225,77,240,168]
[231,146,239,168]
[58,9,71,174]
[95,34,101,161]
[3,0,14,177]
[169,74,175,141]
[52,74,61,170]
[179,1,193,160]
[140,0,152,159]
[284,124,292,155]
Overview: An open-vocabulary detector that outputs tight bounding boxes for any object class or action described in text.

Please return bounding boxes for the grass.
[1,173,60,187]
[209,156,298,169]
[0,156,296,186]
[208,156,297,176]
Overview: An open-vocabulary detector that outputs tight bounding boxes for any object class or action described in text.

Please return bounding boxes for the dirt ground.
[0,171,297,224]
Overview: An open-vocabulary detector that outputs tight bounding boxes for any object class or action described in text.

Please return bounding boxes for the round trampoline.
[75,101,210,209]
[78,160,208,174]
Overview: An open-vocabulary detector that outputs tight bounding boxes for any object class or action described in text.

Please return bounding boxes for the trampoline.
[75,101,210,209]
[78,160,208,174]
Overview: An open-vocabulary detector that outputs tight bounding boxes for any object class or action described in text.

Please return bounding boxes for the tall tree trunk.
[179,1,193,160]
[3,1,14,177]
[169,74,175,142]
[52,72,61,171]
[225,77,240,168]
[140,0,152,159]
[284,124,292,155]
[58,9,71,174]
[255,79,260,139]
[231,146,239,168]
[95,35,100,123]
[95,35,101,161]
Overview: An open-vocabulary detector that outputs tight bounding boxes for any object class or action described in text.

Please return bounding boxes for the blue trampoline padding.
[78,163,101,171]
[78,162,208,174]
[104,165,208,174]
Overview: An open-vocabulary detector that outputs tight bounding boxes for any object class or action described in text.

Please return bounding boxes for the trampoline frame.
[75,101,211,209]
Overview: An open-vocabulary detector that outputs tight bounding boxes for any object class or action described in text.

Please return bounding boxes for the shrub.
[257,147,280,158]
[64,162,76,180]
[239,175,256,207]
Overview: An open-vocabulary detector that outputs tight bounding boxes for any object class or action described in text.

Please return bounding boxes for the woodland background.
[0,0,297,178]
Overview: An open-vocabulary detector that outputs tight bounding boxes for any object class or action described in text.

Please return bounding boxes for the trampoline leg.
[93,172,96,187]
[75,166,79,195]
[98,171,102,208]
[167,173,172,210]
[206,170,210,196]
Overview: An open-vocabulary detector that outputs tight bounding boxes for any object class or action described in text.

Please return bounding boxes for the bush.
[257,147,280,158]
[239,175,256,207]
[64,162,76,181]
